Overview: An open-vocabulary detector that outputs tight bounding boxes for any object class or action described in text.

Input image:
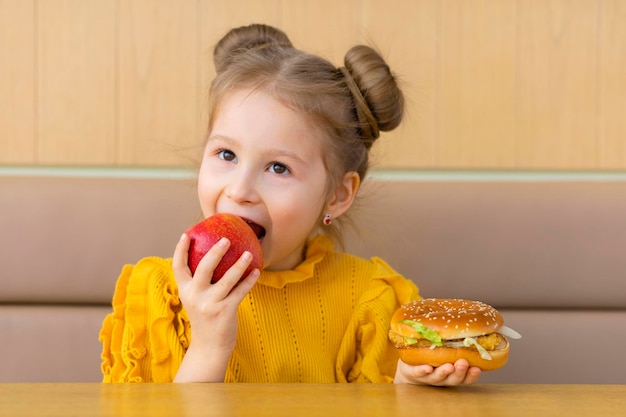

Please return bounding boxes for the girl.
[100,24,481,386]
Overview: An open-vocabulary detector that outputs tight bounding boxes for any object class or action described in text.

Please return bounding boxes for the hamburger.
[389,298,521,371]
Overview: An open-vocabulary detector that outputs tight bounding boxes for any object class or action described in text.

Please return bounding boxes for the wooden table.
[1,383,624,417]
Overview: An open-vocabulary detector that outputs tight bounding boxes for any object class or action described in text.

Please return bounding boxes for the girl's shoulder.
[318,245,415,285]
[332,252,420,306]
[124,256,174,279]
[327,248,401,278]
[112,256,178,306]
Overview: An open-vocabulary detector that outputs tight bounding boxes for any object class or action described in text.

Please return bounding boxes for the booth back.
[1,175,625,383]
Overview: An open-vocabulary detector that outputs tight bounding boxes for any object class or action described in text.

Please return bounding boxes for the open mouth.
[243,218,266,241]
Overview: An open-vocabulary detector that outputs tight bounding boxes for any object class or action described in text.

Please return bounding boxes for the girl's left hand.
[394,359,481,386]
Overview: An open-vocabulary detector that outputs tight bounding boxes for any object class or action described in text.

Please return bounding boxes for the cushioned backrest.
[345,180,626,308]
[2,176,625,308]
[1,176,200,303]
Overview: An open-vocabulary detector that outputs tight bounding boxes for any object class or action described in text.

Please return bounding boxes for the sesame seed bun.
[391,298,504,340]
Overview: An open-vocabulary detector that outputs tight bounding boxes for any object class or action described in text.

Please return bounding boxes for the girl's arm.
[172,233,260,382]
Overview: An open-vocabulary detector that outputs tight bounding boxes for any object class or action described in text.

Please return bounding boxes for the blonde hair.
[207,24,404,242]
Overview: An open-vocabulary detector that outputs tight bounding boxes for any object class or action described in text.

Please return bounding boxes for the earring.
[323,213,332,226]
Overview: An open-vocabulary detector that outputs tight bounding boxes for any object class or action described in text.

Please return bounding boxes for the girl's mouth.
[243,218,266,241]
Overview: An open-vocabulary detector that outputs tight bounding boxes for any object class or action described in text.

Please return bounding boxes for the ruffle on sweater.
[100,257,190,382]
[255,235,331,288]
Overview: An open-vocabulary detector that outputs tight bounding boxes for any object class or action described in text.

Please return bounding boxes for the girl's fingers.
[462,367,482,385]
[227,267,261,302]
[172,233,192,285]
[425,361,480,386]
[193,237,231,288]
[433,361,467,386]
[209,251,256,299]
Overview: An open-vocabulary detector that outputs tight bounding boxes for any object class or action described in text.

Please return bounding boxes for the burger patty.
[472,333,504,350]
[389,331,506,351]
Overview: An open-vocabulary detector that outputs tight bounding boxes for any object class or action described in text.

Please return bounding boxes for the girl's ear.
[325,171,360,219]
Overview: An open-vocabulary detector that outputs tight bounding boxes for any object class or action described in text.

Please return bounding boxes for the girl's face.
[198,89,330,271]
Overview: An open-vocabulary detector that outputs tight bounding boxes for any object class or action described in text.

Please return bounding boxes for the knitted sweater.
[99,235,420,383]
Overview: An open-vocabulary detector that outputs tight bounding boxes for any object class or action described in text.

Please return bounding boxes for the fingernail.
[241,251,252,261]
[218,237,229,247]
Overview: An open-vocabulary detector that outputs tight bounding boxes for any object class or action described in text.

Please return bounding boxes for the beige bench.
[2,174,625,383]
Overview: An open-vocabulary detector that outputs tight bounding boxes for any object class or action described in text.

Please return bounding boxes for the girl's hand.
[172,233,260,382]
[394,359,481,386]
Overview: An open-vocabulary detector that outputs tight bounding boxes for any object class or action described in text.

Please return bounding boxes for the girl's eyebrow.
[265,148,308,166]
[206,134,234,144]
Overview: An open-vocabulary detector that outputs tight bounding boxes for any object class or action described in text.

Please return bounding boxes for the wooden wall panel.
[0,0,35,164]
[439,0,517,169]
[118,0,199,166]
[517,0,599,169]
[598,0,626,169]
[1,0,626,171]
[37,0,116,164]
[280,0,359,64]
[362,0,439,168]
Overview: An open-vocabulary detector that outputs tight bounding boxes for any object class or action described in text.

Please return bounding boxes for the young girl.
[100,24,481,386]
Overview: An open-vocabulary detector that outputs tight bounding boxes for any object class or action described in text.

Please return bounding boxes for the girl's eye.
[218,149,236,162]
[268,162,290,175]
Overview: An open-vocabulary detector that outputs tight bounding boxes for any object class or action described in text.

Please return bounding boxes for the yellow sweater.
[100,235,420,383]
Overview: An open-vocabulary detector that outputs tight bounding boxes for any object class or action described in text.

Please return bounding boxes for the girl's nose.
[224,169,258,204]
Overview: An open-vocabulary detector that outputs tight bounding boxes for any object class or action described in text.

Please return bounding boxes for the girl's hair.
[208,24,404,242]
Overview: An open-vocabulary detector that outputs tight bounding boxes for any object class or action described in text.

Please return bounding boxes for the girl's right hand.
[394,359,481,386]
[171,233,260,382]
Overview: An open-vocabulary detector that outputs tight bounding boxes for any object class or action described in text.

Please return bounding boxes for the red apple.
[186,213,263,283]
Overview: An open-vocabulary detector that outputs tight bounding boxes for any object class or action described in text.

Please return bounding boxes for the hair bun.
[214,24,293,73]
[343,45,404,145]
